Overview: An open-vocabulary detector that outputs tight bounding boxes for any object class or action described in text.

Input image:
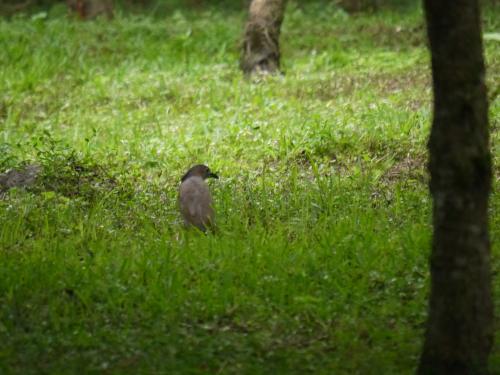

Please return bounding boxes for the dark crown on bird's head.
[181,164,219,182]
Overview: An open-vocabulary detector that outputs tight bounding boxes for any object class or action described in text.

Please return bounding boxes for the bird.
[178,164,219,232]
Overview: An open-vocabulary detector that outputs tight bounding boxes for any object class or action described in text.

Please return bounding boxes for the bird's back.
[179,176,215,232]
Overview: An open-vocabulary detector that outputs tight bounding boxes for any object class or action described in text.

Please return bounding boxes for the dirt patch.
[356,23,426,48]
[381,155,427,184]
[0,164,41,192]
[292,69,429,103]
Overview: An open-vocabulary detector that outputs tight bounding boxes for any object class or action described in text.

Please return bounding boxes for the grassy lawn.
[0,2,499,373]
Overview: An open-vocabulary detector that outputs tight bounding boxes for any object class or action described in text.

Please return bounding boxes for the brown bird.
[178,164,219,232]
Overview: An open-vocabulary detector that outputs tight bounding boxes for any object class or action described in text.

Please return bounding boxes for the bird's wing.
[179,178,215,230]
[187,190,203,217]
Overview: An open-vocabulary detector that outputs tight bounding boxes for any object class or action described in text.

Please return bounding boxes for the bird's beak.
[209,172,219,179]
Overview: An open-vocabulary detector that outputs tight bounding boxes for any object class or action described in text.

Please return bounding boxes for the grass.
[0,1,499,373]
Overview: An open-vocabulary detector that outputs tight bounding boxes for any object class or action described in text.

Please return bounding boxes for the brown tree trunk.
[240,0,287,75]
[0,1,32,17]
[67,0,114,20]
[418,0,493,374]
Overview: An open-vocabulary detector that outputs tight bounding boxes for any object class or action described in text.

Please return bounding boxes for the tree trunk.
[0,1,32,17]
[67,0,114,20]
[418,0,493,374]
[240,0,287,75]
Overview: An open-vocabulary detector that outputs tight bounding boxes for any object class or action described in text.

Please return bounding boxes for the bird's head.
[181,164,219,182]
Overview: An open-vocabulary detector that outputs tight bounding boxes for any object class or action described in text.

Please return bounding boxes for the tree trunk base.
[240,0,287,76]
[67,0,114,20]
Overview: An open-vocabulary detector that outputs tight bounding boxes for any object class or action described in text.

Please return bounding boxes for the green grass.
[0,2,499,374]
